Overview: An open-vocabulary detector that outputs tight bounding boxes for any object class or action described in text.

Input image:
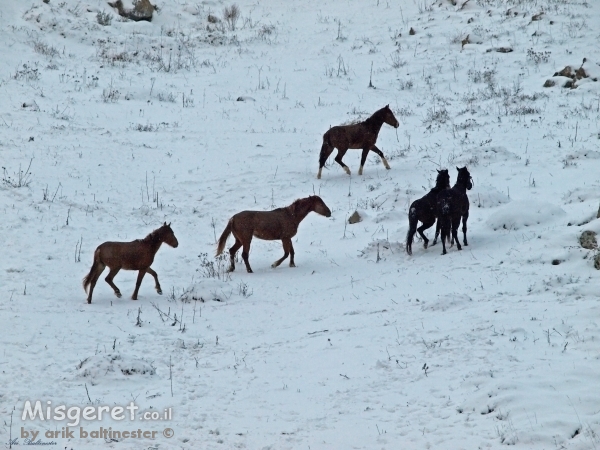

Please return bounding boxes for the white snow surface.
[1,0,600,448]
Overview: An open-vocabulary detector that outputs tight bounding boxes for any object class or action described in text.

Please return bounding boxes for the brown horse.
[317,105,399,179]
[216,196,331,273]
[82,222,179,304]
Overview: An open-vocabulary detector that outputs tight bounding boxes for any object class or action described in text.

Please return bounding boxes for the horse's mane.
[141,225,166,243]
[284,196,316,217]
[363,107,387,128]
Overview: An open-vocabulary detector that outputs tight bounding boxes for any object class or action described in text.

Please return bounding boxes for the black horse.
[437,167,473,255]
[405,169,451,255]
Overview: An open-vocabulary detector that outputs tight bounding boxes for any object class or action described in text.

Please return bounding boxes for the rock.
[595,254,600,270]
[580,230,597,249]
[348,211,362,224]
[543,79,555,87]
[109,0,155,22]
[409,27,416,36]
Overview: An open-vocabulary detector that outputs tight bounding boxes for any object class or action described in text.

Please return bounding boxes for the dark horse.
[216,196,331,273]
[317,105,399,179]
[83,222,179,303]
[405,169,451,255]
[437,167,473,255]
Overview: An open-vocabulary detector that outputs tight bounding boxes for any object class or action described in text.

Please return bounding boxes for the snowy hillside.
[1,0,600,448]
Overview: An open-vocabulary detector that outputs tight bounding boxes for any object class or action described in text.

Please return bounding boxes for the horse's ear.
[437,169,441,173]
[386,104,390,108]
[168,222,171,226]
[164,221,167,226]
[456,166,460,171]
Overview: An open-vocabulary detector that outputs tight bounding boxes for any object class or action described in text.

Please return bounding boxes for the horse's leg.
[104,267,122,298]
[271,238,292,268]
[131,269,147,300]
[86,262,106,304]
[440,219,449,255]
[317,143,335,179]
[228,239,242,272]
[432,220,440,246]
[146,267,162,294]
[462,211,469,246]
[241,238,253,273]
[452,217,462,251]
[334,148,351,175]
[417,218,435,249]
[370,145,391,170]
[358,149,369,176]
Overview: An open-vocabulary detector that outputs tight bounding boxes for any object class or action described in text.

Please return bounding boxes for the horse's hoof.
[423,242,428,249]
[86,299,92,304]
[131,296,138,300]
[271,263,277,268]
[385,165,391,170]
[157,289,163,295]
[290,263,296,268]
[115,292,122,298]
[344,167,351,175]
[247,269,253,273]
[317,174,321,179]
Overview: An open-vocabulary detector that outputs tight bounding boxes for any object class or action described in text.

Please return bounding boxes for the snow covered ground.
[1,0,600,448]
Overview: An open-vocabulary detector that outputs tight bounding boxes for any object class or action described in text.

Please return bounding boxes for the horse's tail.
[216,219,233,256]
[319,129,332,167]
[82,249,101,293]
[405,204,418,255]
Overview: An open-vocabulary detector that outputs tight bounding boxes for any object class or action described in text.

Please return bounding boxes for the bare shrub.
[13,63,40,82]
[32,39,59,58]
[2,158,33,188]
[102,80,120,103]
[198,253,231,281]
[97,10,113,26]
[389,51,407,69]
[257,24,276,40]
[222,4,240,31]
[527,48,550,65]
[157,92,177,103]
[422,106,450,128]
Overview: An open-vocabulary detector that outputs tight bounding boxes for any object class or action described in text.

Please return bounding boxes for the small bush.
[198,253,231,281]
[527,48,550,65]
[32,39,59,58]
[13,63,40,82]
[97,10,112,26]
[2,158,33,188]
[157,92,177,103]
[222,4,240,31]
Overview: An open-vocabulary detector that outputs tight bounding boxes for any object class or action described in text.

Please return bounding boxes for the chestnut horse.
[216,196,331,273]
[405,169,451,255]
[83,222,179,303]
[437,167,473,255]
[317,105,399,179]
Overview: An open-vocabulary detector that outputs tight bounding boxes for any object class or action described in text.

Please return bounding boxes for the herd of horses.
[83,105,472,303]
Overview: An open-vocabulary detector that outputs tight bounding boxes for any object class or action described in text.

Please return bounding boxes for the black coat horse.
[405,169,451,255]
[437,167,473,255]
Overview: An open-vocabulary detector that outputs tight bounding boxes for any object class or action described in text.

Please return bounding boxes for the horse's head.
[436,169,450,189]
[160,222,179,248]
[383,104,400,128]
[456,167,473,190]
[310,196,332,217]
